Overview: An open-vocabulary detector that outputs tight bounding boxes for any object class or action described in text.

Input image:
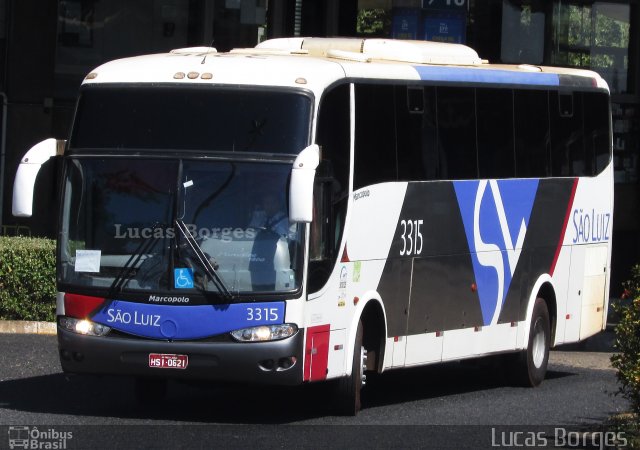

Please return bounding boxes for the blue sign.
[424,13,466,44]
[174,268,194,289]
[392,8,421,40]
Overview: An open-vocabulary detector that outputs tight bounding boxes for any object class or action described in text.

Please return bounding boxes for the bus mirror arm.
[289,144,320,223]
[12,138,65,218]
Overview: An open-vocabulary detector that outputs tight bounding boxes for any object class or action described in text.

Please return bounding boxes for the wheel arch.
[522,275,558,348]
[345,291,388,375]
[360,298,387,373]
[537,281,557,346]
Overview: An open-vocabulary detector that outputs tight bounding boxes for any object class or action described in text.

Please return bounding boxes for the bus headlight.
[230,324,298,342]
[59,317,111,337]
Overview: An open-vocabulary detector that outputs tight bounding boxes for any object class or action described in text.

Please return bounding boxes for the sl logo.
[454,179,539,326]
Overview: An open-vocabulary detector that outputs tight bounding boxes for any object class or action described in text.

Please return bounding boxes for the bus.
[12,38,613,415]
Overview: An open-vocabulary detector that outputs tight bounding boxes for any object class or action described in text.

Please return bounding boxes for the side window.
[396,86,441,181]
[514,89,550,178]
[354,84,397,189]
[437,87,478,179]
[550,91,588,176]
[477,88,515,178]
[583,92,611,175]
[316,84,350,196]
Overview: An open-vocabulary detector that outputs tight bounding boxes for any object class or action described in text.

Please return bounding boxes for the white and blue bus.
[13,38,613,415]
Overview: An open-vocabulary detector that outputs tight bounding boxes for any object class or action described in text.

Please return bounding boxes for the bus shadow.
[361,361,576,410]
[0,362,577,424]
[0,372,321,423]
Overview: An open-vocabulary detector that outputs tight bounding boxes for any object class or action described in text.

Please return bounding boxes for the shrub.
[0,236,56,321]
[611,264,640,415]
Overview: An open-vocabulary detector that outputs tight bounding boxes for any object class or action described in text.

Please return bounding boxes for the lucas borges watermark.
[491,427,627,448]
[113,223,257,241]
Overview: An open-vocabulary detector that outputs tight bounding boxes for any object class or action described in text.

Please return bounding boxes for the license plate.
[148,353,188,369]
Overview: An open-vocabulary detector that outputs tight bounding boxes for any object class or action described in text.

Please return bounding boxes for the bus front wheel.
[335,320,367,415]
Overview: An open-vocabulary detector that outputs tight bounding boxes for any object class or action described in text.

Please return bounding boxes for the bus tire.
[134,377,167,405]
[335,320,366,415]
[510,298,550,387]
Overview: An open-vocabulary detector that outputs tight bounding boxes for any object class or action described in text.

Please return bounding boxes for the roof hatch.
[254,37,483,66]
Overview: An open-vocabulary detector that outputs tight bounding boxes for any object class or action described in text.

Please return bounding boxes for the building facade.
[0,0,637,288]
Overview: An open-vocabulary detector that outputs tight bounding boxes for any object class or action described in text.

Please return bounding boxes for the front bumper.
[58,326,304,385]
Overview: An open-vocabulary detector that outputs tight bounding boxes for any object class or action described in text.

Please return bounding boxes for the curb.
[0,320,57,335]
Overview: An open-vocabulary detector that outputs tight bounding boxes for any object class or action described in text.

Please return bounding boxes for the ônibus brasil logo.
[8,426,73,450]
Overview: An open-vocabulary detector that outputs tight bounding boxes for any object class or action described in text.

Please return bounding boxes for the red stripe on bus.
[64,293,106,318]
[303,324,331,382]
[550,178,579,276]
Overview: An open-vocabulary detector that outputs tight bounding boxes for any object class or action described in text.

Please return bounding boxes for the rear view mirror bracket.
[12,138,65,218]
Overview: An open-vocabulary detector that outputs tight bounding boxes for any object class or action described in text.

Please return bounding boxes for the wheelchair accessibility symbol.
[174,268,194,289]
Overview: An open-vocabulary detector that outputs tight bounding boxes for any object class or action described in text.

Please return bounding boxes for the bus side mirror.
[289,144,320,223]
[12,138,65,218]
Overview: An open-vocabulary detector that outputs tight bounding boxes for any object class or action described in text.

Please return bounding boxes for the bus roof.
[82,37,609,95]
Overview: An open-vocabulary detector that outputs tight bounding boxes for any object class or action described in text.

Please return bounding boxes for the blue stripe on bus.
[453,179,539,326]
[91,300,285,340]
[413,66,560,86]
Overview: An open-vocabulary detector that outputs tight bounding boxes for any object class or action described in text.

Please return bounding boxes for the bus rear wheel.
[335,320,367,416]
[509,298,550,387]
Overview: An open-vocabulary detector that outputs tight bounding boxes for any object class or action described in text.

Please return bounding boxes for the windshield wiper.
[108,221,161,296]
[175,219,233,301]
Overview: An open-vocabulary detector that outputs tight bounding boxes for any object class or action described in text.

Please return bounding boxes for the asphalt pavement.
[0,329,631,449]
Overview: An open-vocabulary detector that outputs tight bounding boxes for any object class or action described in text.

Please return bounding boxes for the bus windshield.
[59,158,304,298]
[70,86,312,154]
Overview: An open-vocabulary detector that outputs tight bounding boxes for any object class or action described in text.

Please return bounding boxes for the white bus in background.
[13,37,613,415]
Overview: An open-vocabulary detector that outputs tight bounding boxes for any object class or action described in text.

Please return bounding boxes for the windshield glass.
[59,158,304,298]
[70,86,311,154]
